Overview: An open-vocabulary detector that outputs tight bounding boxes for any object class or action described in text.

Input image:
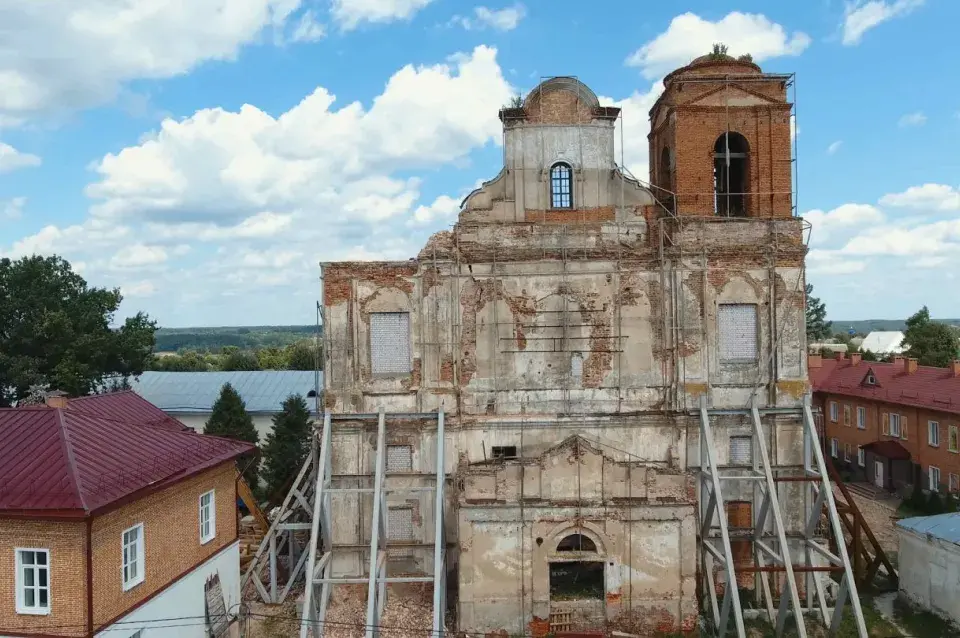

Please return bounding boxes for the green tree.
[805,284,832,342]
[219,346,261,371]
[260,394,313,500]
[0,255,156,406]
[286,341,320,371]
[255,347,287,370]
[204,383,260,486]
[149,350,212,371]
[902,306,960,368]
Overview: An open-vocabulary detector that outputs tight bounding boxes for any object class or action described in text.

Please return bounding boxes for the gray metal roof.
[896,512,960,545]
[131,371,321,414]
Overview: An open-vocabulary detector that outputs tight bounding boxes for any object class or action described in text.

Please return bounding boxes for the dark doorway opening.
[549,561,604,600]
[556,533,597,552]
[714,132,749,217]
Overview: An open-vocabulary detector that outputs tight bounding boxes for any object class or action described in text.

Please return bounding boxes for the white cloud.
[625,12,810,79]
[109,243,171,269]
[827,140,842,155]
[0,0,304,122]
[841,0,924,46]
[0,142,41,173]
[453,4,526,31]
[803,203,885,246]
[879,184,960,211]
[2,196,26,220]
[807,249,867,275]
[121,280,157,297]
[3,219,132,260]
[412,194,461,224]
[289,10,326,42]
[898,111,927,127]
[838,219,960,256]
[332,0,435,30]
[600,84,664,185]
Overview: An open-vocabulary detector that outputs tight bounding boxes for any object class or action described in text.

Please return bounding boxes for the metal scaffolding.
[242,408,448,638]
[697,394,867,637]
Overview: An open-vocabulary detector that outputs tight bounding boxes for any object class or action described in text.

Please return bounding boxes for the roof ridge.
[55,409,89,513]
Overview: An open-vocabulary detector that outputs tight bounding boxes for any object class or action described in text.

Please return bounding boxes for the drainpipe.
[86,517,94,637]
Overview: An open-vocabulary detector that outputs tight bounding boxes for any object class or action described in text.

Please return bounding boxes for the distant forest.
[154,325,317,353]
[830,318,960,335]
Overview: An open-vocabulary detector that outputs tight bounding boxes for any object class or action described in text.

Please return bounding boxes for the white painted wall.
[172,413,275,445]
[94,541,241,637]
[898,527,960,625]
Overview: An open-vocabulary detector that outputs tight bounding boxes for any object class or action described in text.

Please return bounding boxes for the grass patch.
[893,596,957,638]
[741,596,902,637]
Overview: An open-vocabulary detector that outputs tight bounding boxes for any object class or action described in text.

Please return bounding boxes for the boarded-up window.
[387,445,412,472]
[388,507,414,541]
[370,312,411,374]
[718,304,758,362]
[729,436,752,465]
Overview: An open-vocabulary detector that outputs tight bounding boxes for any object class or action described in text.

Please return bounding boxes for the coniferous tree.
[260,394,313,501]
[205,383,260,486]
[805,284,832,342]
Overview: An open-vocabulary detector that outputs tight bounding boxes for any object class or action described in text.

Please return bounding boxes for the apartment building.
[0,391,253,638]
[811,352,960,495]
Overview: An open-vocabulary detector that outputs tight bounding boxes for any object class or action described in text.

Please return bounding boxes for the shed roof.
[130,370,320,413]
[0,403,253,517]
[860,331,906,355]
[896,512,960,545]
[67,391,189,431]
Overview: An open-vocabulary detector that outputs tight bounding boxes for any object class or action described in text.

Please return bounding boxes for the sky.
[1,0,959,328]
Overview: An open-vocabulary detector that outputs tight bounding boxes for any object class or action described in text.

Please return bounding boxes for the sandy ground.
[833,485,901,556]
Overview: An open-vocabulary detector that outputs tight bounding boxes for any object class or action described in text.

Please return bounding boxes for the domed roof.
[665,53,762,84]
[522,76,600,110]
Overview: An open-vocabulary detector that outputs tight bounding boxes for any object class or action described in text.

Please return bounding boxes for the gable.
[687,84,781,108]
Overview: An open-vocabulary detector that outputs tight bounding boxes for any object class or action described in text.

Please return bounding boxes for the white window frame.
[122,523,145,591]
[857,406,866,430]
[830,438,838,458]
[950,425,959,453]
[857,446,865,467]
[889,413,901,438]
[200,490,216,545]
[929,466,941,493]
[843,443,851,462]
[950,473,959,493]
[929,421,940,447]
[829,401,839,423]
[15,548,51,615]
[843,405,851,427]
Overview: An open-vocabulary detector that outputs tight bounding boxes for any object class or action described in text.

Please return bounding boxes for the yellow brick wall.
[90,462,238,629]
[0,519,88,637]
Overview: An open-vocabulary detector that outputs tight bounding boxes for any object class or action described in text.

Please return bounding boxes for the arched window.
[660,146,672,191]
[556,533,596,552]
[550,162,573,209]
[714,132,749,217]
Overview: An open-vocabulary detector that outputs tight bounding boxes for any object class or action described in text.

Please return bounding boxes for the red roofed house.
[0,391,254,637]
[810,352,960,496]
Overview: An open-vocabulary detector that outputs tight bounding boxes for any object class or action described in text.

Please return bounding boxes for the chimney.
[850,352,862,366]
[952,360,960,378]
[905,358,919,375]
[835,351,846,361]
[893,355,905,366]
[44,390,69,409]
[808,353,822,369]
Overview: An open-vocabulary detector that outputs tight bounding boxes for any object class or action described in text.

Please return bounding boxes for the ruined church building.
[304,53,857,637]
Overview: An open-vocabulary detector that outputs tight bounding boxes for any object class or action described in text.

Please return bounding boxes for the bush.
[927,490,945,515]
[907,485,927,512]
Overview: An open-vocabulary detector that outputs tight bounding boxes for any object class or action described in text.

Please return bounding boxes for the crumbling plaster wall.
[456,437,697,634]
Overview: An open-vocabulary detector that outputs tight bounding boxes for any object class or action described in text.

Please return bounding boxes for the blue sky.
[1,0,958,327]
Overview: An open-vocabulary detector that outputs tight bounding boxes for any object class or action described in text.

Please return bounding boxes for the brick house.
[0,391,253,637]
[810,352,960,496]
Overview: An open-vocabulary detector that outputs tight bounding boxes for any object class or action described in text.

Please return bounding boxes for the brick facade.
[0,520,88,637]
[649,56,793,218]
[0,462,238,636]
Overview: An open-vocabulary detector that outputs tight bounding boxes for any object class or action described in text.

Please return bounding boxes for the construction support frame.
[698,394,867,638]
[241,409,447,638]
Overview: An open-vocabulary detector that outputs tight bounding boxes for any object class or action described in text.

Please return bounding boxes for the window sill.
[201,535,216,546]
[122,577,144,593]
[16,607,50,616]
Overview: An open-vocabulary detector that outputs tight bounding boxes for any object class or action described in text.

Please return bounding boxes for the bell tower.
[648,50,794,218]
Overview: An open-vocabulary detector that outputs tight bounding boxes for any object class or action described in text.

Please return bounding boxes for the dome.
[522,77,600,110]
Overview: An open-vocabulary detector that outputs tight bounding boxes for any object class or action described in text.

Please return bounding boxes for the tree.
[219,346,261,371]
[204,383,260,487]
[902,306,959,368]
[0,255,156,407]
[805,284,832,342]
[149,350,212,371]
[286,341,320,371]
[260,394,313,501]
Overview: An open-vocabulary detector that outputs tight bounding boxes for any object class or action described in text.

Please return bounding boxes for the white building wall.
[898,528,960,625]
[94,541,241,637]
[169,413,275,444]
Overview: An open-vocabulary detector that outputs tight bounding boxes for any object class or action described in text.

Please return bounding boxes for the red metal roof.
[67,391,189,431]
[811,357,960,416]
[0,402,254,517]
[862,440,912,461]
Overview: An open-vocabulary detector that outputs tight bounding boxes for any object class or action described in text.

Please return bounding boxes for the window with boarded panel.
[387,445,413,472]
[729,436,752,465]
[718,304,758,362]
[388,507,414,542]
[370,312,411,374]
